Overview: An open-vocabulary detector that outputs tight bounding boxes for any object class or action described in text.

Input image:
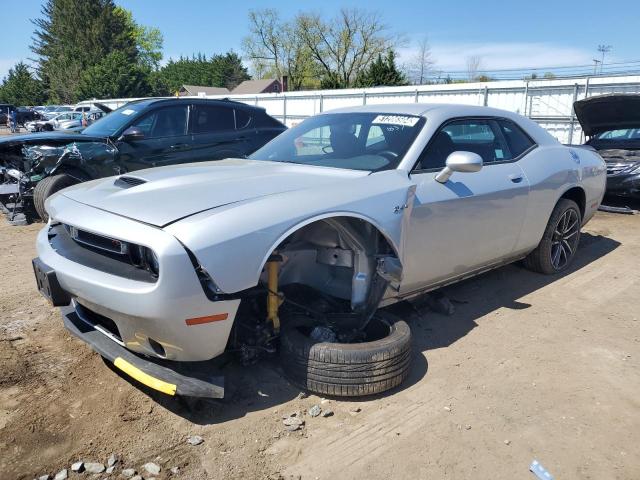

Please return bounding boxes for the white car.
[33,104,606,398]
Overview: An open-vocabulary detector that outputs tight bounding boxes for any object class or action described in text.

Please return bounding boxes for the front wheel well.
[560,186,585,219]
[266,216,401,311]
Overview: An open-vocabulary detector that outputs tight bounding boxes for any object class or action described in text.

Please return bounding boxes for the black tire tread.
[33,174,80,221]
[280,311,412,397]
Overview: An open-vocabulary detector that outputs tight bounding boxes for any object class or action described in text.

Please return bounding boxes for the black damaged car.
[0,98,286,221]
[574,94,640,199]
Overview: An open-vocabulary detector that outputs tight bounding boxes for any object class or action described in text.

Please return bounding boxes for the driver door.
[399,118,531,295]
[116,105,191,173]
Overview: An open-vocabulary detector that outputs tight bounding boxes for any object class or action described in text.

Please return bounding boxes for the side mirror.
[435,151,483,183]
[119,126,144,142]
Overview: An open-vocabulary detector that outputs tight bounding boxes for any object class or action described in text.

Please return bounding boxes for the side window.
[497,119,535,158]
[415,119,510,171]
[132,105,188,138]
[192,105,234,134]
[235,109,252,129]
[253,112,284,128]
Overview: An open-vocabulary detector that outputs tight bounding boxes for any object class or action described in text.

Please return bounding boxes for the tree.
[243,9,319,90]
[296,9,395,88]
[407,36,434,85]
[31,0,139,103]
[115,7,164,70]
[77,51,150,99]
[466,55,483,81]
[0,62,46,105]
[158,52,250,94]
[355,50,407,87]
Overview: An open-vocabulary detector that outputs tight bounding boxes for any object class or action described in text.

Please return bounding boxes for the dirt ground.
[0,206,639,480]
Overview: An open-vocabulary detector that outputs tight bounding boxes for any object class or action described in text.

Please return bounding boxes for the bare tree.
[296,9,395,88]
[466,55,483,81]
[408,35,434,85]
[242,9,320,90]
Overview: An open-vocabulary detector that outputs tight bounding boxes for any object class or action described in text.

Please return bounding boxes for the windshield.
[82,103,146,137]
[249,112,425,171]
[595,128,640,140]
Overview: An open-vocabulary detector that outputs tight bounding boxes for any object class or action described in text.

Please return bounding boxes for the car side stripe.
[113,357,177,395]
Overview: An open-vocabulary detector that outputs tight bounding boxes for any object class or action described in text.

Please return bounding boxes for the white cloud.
[398,42,595,75]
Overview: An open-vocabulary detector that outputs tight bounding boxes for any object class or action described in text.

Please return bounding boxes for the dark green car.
[0,98,286,221]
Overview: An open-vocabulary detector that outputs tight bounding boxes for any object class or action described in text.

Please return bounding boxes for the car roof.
[323,102,524,118]
[124,97,264,111]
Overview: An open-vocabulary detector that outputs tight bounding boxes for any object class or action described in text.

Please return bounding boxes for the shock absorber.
[266,254,283,333]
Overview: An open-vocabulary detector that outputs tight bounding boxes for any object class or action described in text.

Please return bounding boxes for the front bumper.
[606,173,640,197]
[37,195,240,362]
[62,303,224,398]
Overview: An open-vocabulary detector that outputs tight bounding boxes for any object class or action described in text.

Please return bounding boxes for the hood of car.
[61,158,369,227]
[574,94,640,137]
[0,131,105,148]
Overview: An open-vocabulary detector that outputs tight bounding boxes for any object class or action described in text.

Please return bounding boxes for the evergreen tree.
[0,62,46,105]
[77,51,151,99]
[31,0,139,103]
[355,50,407,88]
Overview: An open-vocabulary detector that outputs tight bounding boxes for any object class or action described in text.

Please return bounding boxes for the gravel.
[83,462,105,474]
[70,462,83,473]
[187,435,204,446]
[143,462,161,475]
[121,468,136,477]
[53,469,67,480]
[308,405,322,417]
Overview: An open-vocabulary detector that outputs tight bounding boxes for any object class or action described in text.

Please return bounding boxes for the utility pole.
[592,59,601,75]
[597,45,612,74]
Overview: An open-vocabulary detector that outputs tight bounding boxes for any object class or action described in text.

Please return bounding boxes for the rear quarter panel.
[515,145,606,254]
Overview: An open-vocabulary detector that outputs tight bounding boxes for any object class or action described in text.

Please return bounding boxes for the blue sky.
[1,0,638,80]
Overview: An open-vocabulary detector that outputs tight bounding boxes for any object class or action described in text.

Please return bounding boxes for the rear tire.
[280,311,412,397]
[523,198,582,274]
[33,174,81,221]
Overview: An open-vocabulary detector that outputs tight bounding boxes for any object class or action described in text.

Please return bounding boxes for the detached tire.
[523,198,582,274]
[34,174,81,221]
[280,311,412,397]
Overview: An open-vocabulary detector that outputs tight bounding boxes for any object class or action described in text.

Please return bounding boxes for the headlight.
[144,247,159,276]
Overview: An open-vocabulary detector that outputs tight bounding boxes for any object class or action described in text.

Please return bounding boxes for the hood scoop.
[114,176,147,188]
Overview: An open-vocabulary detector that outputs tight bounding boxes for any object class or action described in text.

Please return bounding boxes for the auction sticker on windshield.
[373,115,420,127]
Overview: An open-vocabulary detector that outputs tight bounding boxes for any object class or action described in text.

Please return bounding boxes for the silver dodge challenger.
[33,104,606,398]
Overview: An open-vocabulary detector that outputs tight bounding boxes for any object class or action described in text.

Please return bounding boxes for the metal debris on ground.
[530,460,554,480]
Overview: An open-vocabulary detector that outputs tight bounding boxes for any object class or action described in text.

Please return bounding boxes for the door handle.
[509,174,524,183]
[170,143,189,150]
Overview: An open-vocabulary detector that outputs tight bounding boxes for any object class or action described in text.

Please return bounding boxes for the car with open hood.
[574,93,640,198]
[0,98,286,222]
[32,103,606,399]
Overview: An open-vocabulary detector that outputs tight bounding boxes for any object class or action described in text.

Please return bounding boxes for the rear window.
[192,105,235,133]
[497,119,535,157]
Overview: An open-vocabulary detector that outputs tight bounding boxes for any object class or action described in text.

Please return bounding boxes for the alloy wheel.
[550,208,580,270]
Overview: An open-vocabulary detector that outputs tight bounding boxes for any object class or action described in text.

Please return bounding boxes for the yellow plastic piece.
[113,357,177,395]
[267,260,281,333]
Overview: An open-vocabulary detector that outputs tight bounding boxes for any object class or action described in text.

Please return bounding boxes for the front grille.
[606,163,633,175]
[50,224,158,283]
[114,176,147,188]
[65,224,127,254]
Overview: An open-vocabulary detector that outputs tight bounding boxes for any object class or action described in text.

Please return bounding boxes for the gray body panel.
[37,103,607,361]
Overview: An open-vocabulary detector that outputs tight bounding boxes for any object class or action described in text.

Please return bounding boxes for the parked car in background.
[574,94,640,198]
[1,98,286,221]
[32,104,606,399]
[57,110,106,130]
[0,105,40,126]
